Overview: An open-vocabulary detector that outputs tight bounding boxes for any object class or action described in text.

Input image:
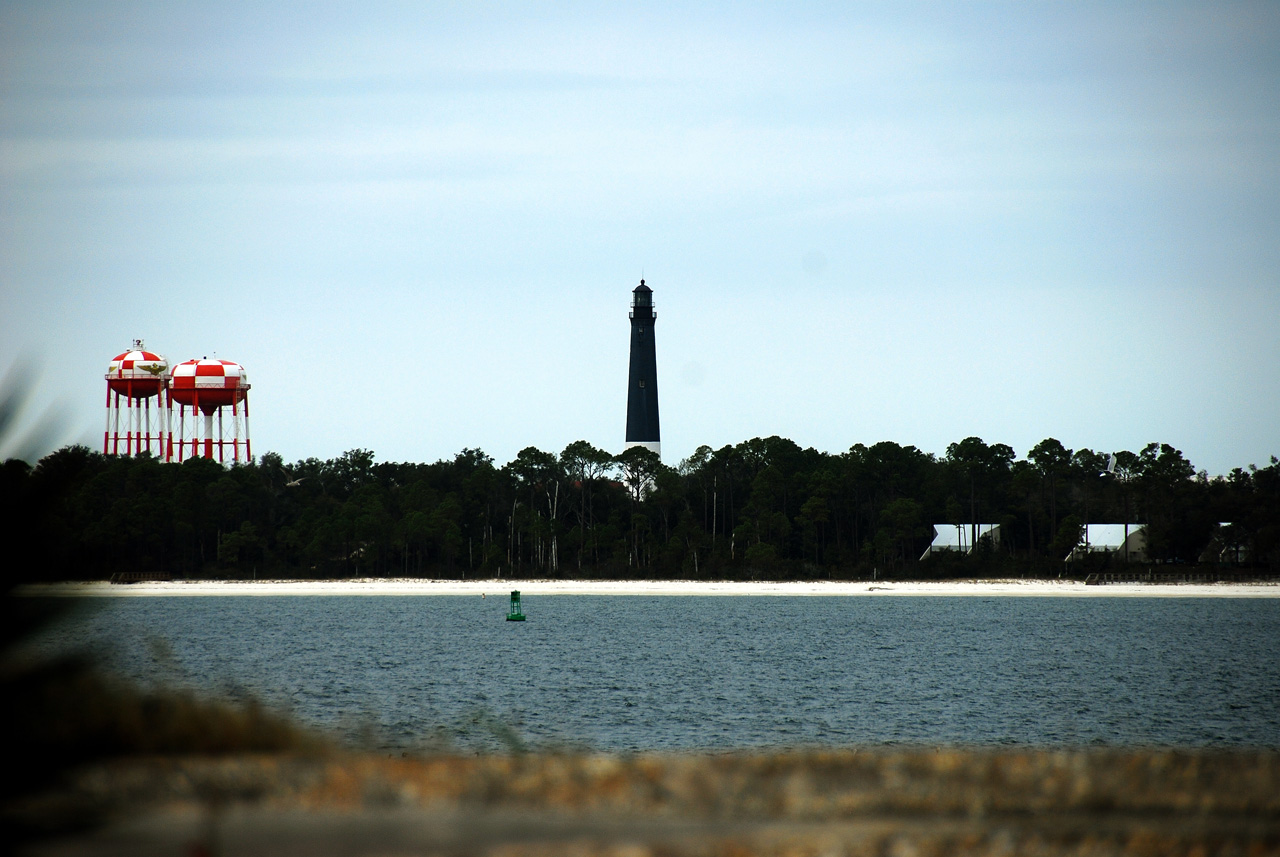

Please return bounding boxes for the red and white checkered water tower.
[169,358,252,462]
[104,340,170,457]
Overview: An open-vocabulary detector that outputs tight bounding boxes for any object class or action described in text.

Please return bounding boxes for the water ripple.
[38,595,1280,753]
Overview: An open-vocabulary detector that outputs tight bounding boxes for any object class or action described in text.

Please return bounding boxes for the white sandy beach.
[17,578,1280,598]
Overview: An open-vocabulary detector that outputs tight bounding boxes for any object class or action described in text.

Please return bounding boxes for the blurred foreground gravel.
[11,748,1280,856]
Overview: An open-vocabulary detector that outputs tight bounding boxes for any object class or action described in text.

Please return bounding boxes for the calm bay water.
[40,595,1280,751]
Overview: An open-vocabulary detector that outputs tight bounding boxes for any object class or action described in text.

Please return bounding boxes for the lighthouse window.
[639,379,646,387]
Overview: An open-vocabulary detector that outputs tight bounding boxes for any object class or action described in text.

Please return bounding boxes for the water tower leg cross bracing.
[624,279,661,459]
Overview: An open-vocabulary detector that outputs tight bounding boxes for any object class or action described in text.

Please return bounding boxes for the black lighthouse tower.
[625,279,661,458]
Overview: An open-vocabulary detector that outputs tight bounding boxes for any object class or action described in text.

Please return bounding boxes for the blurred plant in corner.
[0,366,322,843]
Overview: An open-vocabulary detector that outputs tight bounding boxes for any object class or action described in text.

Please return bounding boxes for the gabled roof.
[921,524,999,560]
[1065,524,1146,561]
[1080,524,1142,551]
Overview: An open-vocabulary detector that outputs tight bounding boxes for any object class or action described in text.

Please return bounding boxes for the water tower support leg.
[104,389,113,455]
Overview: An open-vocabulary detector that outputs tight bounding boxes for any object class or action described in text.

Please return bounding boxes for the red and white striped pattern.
[169,358,251,462]
[107,349,168,379]
[171,358,248,390]
[104,346,170,456]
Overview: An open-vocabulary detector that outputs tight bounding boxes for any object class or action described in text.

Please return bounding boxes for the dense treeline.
[3,437,1278,582]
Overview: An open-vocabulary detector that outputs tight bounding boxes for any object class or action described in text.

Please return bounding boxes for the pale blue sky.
[2,2,1278,475]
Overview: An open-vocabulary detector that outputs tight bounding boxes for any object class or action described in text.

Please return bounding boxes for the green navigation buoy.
[506,590,525,622]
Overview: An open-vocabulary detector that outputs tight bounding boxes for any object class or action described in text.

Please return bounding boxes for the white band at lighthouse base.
[623,441,661,458]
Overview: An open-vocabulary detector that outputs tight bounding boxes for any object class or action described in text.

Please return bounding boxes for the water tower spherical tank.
[169,358,249,414]
[106,345,168,398]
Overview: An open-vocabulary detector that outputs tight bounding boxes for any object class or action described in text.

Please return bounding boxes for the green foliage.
[3,434,1278,583]
[1049,514,1084,559]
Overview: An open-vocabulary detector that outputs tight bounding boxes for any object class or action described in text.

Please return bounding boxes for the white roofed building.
[920,524,1000,560]
[1066,524,1146,562]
